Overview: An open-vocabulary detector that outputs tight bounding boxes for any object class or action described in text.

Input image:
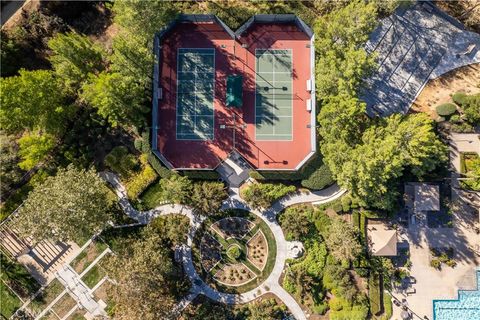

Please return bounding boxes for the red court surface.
[156,19,314,170]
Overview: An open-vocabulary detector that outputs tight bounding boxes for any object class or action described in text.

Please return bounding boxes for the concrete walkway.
[101,171,345,319]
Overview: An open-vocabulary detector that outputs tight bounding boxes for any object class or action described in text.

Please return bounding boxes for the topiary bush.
[452,92,468,106]
[301,164,334,190]
[436,103,457,116]
[226,245,241,260]
[240,183,296,209]
[430,258,441,270]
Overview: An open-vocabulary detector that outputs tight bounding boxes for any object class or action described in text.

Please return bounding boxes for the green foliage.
[16,165,113,242]
[81,71,148,128]
[17,132,55,170]
[0,133,24,199]
[369,273,381,315]
[325,217,362,262]
[460,153,480,191]
[0,69,72,134]
[279,205,313,241]
[461,93,480,125]
[158,174,192,205]
[48,31,105,93]
[190,181,228,215]
[182,170,220,180]
[146,214,190,247]
[125,163,158,200]
[0,252,40,299]
[1,30,22,77]
[452,92,468,106]
[314,0,377,96]
[436,103,457,116]
[104,146,139,178]
[240,183,296,209]
[226,245,241,260]
[147,153,174,179]
[301,163,334,190]
[430,258,441,270]
[333,113,447,210]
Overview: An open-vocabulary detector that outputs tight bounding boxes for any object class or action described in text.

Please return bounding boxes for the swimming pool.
[433,269,480,320]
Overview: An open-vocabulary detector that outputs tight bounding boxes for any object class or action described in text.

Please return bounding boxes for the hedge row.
[125,164,158,200]
[182,170,220,180]
[146,153,174,179]
[368,273,382,316]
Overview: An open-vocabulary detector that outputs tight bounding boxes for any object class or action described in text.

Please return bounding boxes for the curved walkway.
[101,172,346,320]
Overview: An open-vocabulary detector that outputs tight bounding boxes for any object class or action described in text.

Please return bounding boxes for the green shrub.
[104,146,139,178]
[452,92,468,106]
[430,258,441,270]
[311,302,329,315]
[301,164,334,190]
[368,273,381,316]
[450,114,461,123]
[240,183,296,208]
[226,246,241,260]
[341,195,352,212]
[332,202,343,213]
[381,292,393,320]
[126,164,158,200]
[147,153,174,179]
[446,259,457,268]
[436,103,457,116]
[182,170,219,180]
[451,122,475,133]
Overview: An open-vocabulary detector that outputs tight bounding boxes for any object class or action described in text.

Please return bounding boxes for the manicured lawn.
[0,281,22,318]
[81,263,106,288]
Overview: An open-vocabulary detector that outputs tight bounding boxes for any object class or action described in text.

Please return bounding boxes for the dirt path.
[411,63,480,119]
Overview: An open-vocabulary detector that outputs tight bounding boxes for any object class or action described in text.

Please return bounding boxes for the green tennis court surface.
[176,48,215,140]
[255,49,293,141]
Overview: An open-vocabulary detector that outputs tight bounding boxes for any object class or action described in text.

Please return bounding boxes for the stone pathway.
[101,171,346,320]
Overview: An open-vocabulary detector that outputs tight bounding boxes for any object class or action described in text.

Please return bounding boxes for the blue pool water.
[433,269,480,320]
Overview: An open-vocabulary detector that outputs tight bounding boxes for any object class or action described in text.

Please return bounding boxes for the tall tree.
[314,0,377,96]
[158,174,192,205]
[107,231,184,320]
[16,165,112,242]
[0,69,73,134]
[190,181,227,215]
[17,132,55,170]
[80,71,148,128]
[0,133,24,199]
[48,32,106,94]
[325,217,362,262]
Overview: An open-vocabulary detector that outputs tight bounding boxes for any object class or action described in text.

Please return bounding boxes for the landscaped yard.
[137,182,166,209]
[81,261,107,288]
[51,292,77,318]
[70,240,108,274]
[0,281,22,318]
[192,209,277,294]
[29,278,65,313]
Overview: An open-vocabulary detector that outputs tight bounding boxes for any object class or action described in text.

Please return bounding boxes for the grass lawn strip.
[81,259,108,289]
[70,240,108,274]
[0,280,22,318]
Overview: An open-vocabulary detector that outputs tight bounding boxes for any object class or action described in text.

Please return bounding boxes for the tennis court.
[176,48,215,140]
[255,49,293,141]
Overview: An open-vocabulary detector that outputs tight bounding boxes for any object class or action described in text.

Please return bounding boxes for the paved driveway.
[362,2,480,117]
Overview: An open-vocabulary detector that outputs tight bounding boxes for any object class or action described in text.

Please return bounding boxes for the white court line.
[175,48,215,141]
[254,49,293,141]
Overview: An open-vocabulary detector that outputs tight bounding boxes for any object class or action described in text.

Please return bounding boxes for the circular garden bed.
[192,209,276,293]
